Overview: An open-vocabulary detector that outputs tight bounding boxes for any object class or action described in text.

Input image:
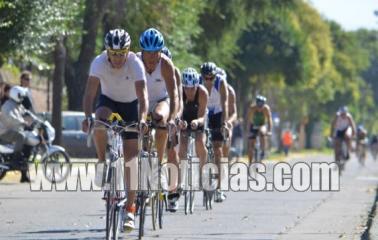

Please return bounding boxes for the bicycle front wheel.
[42,150,70,183]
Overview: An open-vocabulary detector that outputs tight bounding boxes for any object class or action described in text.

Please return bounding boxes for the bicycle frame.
[89,120,138,240]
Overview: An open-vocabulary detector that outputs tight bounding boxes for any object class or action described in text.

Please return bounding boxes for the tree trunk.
[52,37,66,145]
[65,0,109,110]
[103,0,127,34]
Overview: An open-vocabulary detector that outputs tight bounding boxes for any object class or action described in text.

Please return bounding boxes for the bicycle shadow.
[20,228,104,240]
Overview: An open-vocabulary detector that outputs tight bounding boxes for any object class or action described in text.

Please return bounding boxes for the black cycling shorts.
[336,129,347,140]
[248,124,261,139]
[96,94,139,139]
[208,112,223,141]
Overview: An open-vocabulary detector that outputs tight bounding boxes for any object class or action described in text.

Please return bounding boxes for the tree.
[65,0,109,110]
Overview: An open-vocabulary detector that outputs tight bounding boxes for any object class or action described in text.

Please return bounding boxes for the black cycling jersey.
[182,88,200,124]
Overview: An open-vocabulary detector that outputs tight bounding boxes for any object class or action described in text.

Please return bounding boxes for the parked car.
[38,111,97,158]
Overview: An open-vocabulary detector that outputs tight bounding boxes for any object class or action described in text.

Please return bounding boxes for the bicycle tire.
[138,194,147,239]
[184,191,189,215]
[113,203,120,240]
[158,192,164,229]
[105,191,112,240]
[190,191,195,214]
[151,193,157,231]
[42,150,70,183]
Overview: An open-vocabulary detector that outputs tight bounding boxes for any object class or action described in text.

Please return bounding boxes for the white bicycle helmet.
[104,29,131,50]
[182,68,199,88]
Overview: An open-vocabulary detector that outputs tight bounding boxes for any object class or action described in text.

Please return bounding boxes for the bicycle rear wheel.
[158,192,165,229]
[184,191,189,215]
[151,193,158,230]
[189,191,195,214]
[137,193,147,239]
[105,191,112,240]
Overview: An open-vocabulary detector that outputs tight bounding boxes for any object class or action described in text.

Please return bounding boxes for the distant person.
[1,83,11,106]
[19,71,35,112]
[281,129,293,156]
[231,118,243,161]
[0,86,34,182]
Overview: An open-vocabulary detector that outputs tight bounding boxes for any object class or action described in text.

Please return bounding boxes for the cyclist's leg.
[259,132,266,154]
[248,138,256,164]
[123,139,138,204]
[212,140,223,189]
[195,131,208,186]
[152,100,169,163]
[208,112,224,188]
[179,130,189,160]
[118,99,139,228]
[94,107,112,161]
[345,130,352,153]
[224,129,232,161]
[94,95,116,162]
[334,137,341,161]
[167,133,180,191]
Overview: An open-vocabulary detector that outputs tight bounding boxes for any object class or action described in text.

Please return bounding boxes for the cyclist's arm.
[227,85,237,125]
[135,80,148,123]
[196,85,209,126]
[348,115,357,137]
[330,115,337,137]
[265,105,273,132]
[247,105,255,126]
[161,56,178,122]
[174,67,183,118]
[219,79,229,124]
[83,76,100,118]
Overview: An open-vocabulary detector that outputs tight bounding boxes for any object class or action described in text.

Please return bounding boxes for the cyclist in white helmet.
[216,67,237,161]
[82,28,148,231]
[200,62,229,203]
[161,46,184,212]
[330,106,356,161]
[178,68,209,209]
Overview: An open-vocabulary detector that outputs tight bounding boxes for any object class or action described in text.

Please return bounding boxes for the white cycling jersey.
[137,52,168,104]
[335,112,351,131]
[201,74,226,115]
[89,51,146,102]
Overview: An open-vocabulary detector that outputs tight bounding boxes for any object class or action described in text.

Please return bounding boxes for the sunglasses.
[108,48,129,56]
[22,78,31,81]
[204,75,215,81]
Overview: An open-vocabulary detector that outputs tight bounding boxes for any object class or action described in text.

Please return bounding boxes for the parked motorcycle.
[0,113,70,183]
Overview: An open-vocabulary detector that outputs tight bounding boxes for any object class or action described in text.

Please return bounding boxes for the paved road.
[1,154,378,240]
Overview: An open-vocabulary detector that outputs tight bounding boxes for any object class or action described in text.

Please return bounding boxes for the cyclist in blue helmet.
[138,27,180,208]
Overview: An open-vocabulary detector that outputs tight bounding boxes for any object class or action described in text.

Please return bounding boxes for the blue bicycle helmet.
[161,46,172,59]
[182,68,199,87]
[139,28,164,51]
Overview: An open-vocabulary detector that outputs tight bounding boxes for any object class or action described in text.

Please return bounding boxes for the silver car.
[39,111,97,158]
